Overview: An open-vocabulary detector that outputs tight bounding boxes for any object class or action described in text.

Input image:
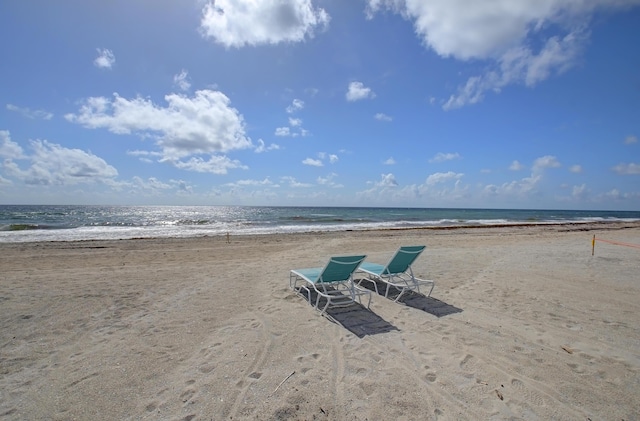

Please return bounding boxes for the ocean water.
[0,205,639,243]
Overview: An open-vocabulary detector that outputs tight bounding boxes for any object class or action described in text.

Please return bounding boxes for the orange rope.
[595,238,640,249]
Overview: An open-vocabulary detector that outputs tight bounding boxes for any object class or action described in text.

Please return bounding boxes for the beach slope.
[1,224,639,420]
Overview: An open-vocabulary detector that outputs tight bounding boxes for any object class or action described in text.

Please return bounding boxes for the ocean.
[1,205,639,243]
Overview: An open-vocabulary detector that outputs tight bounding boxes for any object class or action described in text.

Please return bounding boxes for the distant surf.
[1,205,638,243]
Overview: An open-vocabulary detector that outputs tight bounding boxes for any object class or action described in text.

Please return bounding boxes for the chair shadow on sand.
[299,287,399,338]
[355,278,463,318]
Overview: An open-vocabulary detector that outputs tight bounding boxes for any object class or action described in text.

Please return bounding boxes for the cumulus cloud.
[366,0,639,109]
[509,160,525,171]
[533,155,561,172]
[569,164,582,173]
[281,176,313,188]
[426,171,463,185]
[286,99,305,113]
[4,139,118,186]
[384,157,396,165]
[173,69,191,91]
[483,155,563,199]
[309,152,339,166]
[66,90,253,173]
[131,176,173,192]
[0,131,25,159]
[254,139,280,153]
[317,172,343,188]
[612,163,640,175]
[429,152,461,163]
[275,114,309,137]
[625,135,638,144]
[357,170,469,205]
[572,183,589,200]
[118,177,194,197]
[376,173,398,187]
[302,157,323,167]
[443,30,587,110]
[200,0,330,48]
[6,104,53,120]
[483,175,541,198]
[275,127,291,136]
[227,177,274,187]
[346,82,376,101]
[171,155,248,174]
[289,117,302,127]
[375,112,392,121]
[94,48,115,69]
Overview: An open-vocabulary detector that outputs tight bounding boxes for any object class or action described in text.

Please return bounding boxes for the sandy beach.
[1,222,639,420]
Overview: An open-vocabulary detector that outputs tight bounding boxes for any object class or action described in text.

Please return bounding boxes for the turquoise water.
[1,205,638,243]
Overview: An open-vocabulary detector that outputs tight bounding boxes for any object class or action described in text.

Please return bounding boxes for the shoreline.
[1,219,639,246]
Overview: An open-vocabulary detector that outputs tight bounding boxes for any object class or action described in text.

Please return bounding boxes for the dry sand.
[1,223,639,420]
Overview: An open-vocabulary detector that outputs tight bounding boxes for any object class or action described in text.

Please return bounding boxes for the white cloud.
[200,0,330,48]
[375,112,392,121]
[131,176,173,192]
[444,29,588,110]
[254,139,280,153]
[483,154,565,200]
[289,117,302,127]
[509,160,525,171]
[625,135,638,144]
[376,173,398,187]
[66,89,253,164]
[429,152,461,163]
[0,131,25,159]
[483,175,541,198]
[302,158,323,167]
[171,155,248,174]
[572,183,589,200]
[612,163,640,175]
[227,177,274,187]
[94,48,115,69]
[173,69,191,91]
[126,149,162,164]
[357,170,469,205]
[275,115,309,138]
[384,157,396,165]
[286,99,304,113]
[5,139,118,186]
[603,189,640,201]
[533,155,561,172]
[346,81,376,101]
[569,164,582,173]
[366,0,639,109]
[281,176,312,188]
[120,177,194,197]
[6,104,53,120]
[275,127,291,136]
[315,152,338,165]
[426,171,463,185]
[317,172,343,188]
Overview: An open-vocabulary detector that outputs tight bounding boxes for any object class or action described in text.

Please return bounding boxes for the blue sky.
[1,0,639,209]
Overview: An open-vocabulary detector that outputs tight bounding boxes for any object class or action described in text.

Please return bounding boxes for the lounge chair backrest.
[318,255,366,284]
[384,245,426,275]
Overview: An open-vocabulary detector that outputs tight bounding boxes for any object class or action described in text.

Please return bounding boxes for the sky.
[1,0,639,210]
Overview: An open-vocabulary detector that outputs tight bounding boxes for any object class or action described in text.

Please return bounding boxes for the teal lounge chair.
[290,255,371,316]
[357,246,434,302]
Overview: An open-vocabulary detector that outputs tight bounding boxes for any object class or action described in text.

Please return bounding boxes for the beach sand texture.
[1,224,639,420]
